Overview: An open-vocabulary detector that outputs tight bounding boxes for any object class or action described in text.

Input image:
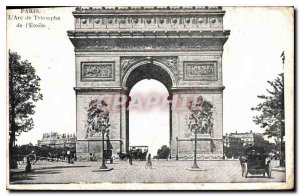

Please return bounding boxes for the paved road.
[10,160,285,184]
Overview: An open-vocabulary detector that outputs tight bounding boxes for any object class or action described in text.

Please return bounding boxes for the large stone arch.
[69,6,230,161]
[121,58,175,153]
[122,57,177,91]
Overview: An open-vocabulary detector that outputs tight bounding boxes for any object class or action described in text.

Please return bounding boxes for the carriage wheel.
[244,163,248,178]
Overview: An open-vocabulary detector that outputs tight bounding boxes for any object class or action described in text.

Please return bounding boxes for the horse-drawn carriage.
[130,146,148,160]
[118,146,148,161]
[240,147,272,178]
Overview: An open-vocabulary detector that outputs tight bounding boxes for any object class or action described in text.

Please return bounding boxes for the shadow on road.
[37,165,89,170]
[10,169,61,183]
[246,175,273,179]
[10,165,90,183]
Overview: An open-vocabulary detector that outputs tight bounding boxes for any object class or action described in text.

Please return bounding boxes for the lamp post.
[176,137,179,160]
[98,121,113,171]
[191,130,199,169]
[99,124,108,170]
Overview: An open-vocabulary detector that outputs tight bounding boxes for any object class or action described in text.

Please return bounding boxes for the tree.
[157,145,170,159]
[251,73,285,166]
[9,51,43,168]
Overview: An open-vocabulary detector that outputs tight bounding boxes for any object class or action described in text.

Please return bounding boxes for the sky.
[6,7,293,155]
[129,79,169,155]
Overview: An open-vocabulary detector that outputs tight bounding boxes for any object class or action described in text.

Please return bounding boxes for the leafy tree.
[9,51,43,168]
[157,145,170,159]
[251,73,285,166]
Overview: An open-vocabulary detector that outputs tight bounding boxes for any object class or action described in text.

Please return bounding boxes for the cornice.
[73,6,224,15]
[68,31,229,52]
[68,30,230,38]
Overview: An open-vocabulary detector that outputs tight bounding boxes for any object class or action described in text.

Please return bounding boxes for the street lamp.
[191,126,199,169]
[98,116,113,171]
[99,124,109,170]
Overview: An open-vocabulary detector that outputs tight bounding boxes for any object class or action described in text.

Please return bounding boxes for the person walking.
[146,153,152,169]
[67,150,71,164]
[128,151,133,165]
[31,151,37,163]
[25,156,32,172]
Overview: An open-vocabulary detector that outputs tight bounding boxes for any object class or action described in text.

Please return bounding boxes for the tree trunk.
[9,116,16,169]
[9,93,16,169]
[279,130,285,167]
[9,61,16,169]
[280,137,285,167]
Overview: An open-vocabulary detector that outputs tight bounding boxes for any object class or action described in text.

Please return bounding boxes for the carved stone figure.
[86,99,110,138]
[83,64,112,78]
[188,96,213,135]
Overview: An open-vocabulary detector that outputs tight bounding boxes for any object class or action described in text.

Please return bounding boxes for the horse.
[117,152,129,160]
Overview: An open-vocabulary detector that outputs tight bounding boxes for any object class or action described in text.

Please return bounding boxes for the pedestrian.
[31,150,37,164]
[67,150,71,164]
[128,151,133,165]
[25,156,32,172]
[147,153,152,168]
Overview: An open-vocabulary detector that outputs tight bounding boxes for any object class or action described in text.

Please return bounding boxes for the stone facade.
[37,132,76,148]
[224,131,255,148]
[68,6,230,161]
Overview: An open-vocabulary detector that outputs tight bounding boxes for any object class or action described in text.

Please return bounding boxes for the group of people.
[27,149,76,164]
[127,152,152,168]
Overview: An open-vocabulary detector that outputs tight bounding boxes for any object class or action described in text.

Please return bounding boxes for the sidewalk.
[272,167,286,172]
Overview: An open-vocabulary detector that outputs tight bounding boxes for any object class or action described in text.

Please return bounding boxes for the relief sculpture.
[184,61,217,80]
[188,96,213,135]
[186,64,214,76]
[81,62,114,80]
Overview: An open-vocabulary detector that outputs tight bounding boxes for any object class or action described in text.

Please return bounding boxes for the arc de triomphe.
[68,6,230,161]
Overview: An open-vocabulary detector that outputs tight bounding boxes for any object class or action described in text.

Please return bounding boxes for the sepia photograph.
[5,5,294,190]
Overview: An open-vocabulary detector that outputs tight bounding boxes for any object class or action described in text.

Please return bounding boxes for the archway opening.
[124,62,174,158]
[129,79,170,156]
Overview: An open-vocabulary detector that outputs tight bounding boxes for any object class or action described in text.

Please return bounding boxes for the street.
[10,160,285,184]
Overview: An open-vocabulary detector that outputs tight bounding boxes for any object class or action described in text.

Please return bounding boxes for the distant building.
[223,133,244,148]
[253,133,265,146]
[223,133,244,158]
[37,132,76,148]
[223,131,278,158]
[224,131,254,147]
